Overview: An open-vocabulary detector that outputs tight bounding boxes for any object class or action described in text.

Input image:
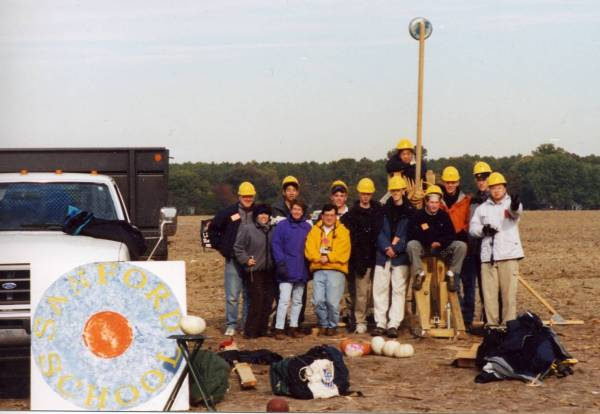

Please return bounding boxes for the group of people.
[207,138,524,339]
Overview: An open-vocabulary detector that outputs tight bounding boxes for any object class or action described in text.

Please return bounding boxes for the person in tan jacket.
[305,204,351,336]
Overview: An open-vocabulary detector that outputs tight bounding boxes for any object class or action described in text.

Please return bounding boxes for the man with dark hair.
[341,178,383,334]
[464,161,493,328]
[208,181,256,336]
[385,138,426,208]
[305,204,351,336]
[330,180,349,218]
[272,176,300,223]
[385,138,426,182]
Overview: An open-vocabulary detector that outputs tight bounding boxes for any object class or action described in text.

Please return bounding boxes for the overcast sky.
[1,0,599,163]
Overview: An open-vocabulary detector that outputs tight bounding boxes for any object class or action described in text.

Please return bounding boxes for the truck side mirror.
[160,206,178,237]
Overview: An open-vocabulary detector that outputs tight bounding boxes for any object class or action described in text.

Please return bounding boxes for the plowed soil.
[2,211,600,412]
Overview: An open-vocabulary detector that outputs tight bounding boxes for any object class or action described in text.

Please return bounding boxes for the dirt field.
[2,211,600,412]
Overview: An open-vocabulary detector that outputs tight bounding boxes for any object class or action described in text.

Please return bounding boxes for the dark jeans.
[459,254,481,326]
[244,270,275,337]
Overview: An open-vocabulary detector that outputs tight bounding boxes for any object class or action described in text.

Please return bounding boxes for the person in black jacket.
[341,178,384,334]
[384,138,427,208]
[406,185,467,292]
[385,138,427,182]
[465,161,493,328]
[207,181,256,336]
[271,176,300,223]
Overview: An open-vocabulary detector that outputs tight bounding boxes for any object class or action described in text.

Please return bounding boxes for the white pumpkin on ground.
[180,315,206,335]
[371,336,386,355]
[382,340,401,357]
[394,343,415,358]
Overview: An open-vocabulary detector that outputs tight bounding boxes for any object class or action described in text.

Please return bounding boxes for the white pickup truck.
[0,171,175,340]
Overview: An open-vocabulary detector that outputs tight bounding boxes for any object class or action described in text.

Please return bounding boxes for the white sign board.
[30,260,189,411]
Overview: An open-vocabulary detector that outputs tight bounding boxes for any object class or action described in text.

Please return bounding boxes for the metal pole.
[415,21,425,186]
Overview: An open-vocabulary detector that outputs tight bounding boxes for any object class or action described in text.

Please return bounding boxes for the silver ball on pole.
[409,17,433,41]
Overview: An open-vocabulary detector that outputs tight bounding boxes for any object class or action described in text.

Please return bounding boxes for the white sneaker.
[355,323,368,334]
[224,327,236,336]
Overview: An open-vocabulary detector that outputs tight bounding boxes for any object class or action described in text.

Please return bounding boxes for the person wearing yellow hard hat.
[329,179,349,217]
[383,138,427,209]
[385,137,427,183]
[339,178,384,334]
[406,184,467,293]
[439,166,476,326]
[207,180,256,336]
[370,175,414,338]
[469,172,524,327]
[465,160,494,328]
[272,175,301,222]
[440,167,471,234]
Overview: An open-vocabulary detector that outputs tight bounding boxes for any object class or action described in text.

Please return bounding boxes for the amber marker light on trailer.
[20,169,28,175]
[90,170,98,175]
[55,169,63,174]
[154,153,162,162]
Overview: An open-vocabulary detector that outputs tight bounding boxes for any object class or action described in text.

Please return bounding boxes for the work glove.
[510,194,521,211]
[482,224,498,237]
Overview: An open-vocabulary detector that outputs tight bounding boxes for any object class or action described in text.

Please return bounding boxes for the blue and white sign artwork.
[31,262,184,411]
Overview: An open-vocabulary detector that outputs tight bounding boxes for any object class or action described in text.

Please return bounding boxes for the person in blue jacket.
[271,200,312,340]
[372,176,414,338]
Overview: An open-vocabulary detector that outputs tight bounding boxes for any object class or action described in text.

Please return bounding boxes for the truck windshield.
[0,182,118,231]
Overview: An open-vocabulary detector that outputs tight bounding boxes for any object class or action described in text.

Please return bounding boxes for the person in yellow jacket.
[305,204,351,336]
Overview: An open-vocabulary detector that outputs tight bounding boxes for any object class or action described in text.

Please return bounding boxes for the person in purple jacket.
[271,200,312,340]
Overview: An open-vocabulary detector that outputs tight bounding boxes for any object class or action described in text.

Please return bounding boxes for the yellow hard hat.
[330,179,348,193]
[388,175,407,191]
[396,138,414,152]
[487,172,507,187]
[356,178,376,194]
[238,181,256,196]
[425,185,443,198]
[473,161,492,176]
[441,166,460,182]
[282,175,299,188]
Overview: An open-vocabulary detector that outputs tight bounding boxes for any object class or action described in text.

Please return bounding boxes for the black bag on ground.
[475,311,574,383]
[270,345,350,399]
[63,207,147,259]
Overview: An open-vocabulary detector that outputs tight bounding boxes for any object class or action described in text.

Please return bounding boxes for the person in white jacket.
[469,172,524,326]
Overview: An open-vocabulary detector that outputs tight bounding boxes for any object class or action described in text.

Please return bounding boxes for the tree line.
[168,144,600,214]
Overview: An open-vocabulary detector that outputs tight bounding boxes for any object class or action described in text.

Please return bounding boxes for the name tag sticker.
[230,213,241,222]
[421,223,429,230]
